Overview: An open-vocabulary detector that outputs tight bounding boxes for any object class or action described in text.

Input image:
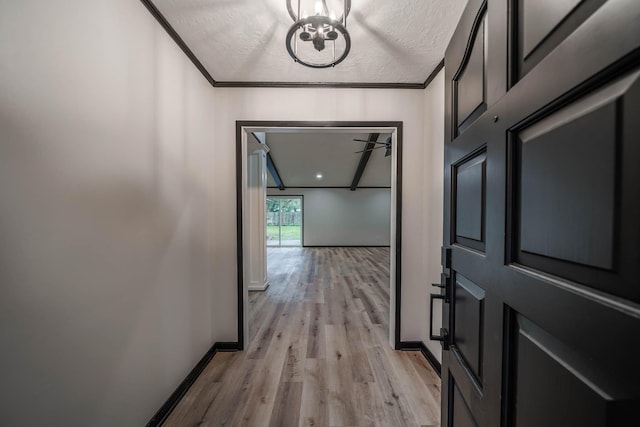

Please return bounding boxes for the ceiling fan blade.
[354,146,387,154]
[352,138,386,145]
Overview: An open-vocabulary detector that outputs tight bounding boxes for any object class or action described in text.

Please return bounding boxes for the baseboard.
[146,341,239,426]
[248,280,269,292]
[399,341,442,377]
[302,245,391,248]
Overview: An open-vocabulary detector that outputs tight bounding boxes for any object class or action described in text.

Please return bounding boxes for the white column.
[247,142,269,291]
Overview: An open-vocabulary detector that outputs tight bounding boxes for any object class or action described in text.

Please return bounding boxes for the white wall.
[268,188,391,246]
[0,1,219,426]
[213,87,443,345]
[0,1,447,423]
[421,70,446,362]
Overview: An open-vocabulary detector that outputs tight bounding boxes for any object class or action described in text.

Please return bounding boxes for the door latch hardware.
[429,293,450,350]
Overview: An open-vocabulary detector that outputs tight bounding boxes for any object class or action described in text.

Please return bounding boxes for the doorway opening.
[267,196,303,247]
[236,121,403,351]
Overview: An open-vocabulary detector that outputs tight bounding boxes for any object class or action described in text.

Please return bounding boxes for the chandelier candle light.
[286,0,351,68]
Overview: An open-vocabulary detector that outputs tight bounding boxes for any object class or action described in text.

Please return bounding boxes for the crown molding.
[140,0,217,87]
[422,59,445,88]
[214,81,426,89]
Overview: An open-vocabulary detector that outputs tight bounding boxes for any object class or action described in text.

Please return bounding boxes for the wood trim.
[140,1,445,91]
[215,81,426,89]
[139,0,216,87]
[394,125,403,350]
[302,245,391,248]
[235,122,245,349]
[351,133,380,191]
[236,120,402,128]
[237,121,403,350]
[266,153,286,190]
[423,60,445,88]
[145,341,239,427]
[267,186,391,189]
[399,341,442,377]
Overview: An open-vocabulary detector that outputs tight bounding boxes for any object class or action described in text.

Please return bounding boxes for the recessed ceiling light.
[316,173,323,180]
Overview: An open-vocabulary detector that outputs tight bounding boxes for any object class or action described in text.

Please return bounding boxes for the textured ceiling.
[264,132,391,187]
[150,0,467,84]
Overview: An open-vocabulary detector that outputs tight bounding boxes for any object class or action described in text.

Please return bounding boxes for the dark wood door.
[440,0,640,425]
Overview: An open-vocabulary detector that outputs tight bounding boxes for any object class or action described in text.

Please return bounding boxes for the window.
[266,197,302,247]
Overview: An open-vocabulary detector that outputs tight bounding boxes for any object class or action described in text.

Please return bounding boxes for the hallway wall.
[422,70,446,363]
[0,1,219,425]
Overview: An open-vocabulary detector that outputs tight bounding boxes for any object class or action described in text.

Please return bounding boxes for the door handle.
[432,272,451,302]
[430,246,452,350]
[429,293,450,350]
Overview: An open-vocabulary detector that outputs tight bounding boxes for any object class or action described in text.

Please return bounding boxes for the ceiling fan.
[353,136,392,157]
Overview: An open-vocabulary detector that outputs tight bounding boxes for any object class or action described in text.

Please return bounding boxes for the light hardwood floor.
[164,247,441,427]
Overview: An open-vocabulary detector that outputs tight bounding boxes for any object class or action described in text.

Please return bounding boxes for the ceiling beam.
[250,132,285,190]
[266,153,285,191]
[350,133,380,191]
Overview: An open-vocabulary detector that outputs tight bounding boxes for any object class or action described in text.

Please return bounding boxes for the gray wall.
[268,188,391,246]
[0,1,219,425]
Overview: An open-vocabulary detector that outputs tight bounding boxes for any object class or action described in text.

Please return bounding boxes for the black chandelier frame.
[285,0,352,69]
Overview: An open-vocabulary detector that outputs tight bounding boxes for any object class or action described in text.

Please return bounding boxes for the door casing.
[236,121,403,350]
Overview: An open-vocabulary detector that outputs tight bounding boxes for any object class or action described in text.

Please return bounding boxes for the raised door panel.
[521,0,581,57]
[519,101,616,269]
[513,0,606,81]
[452,4,488,138]
[503,311,636,426]
[454,150,486,252]
[449,376,479,427]
[510,69,640,302]
[453,274,485,384]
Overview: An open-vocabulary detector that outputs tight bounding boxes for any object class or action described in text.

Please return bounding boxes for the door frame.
[236,120,403,350]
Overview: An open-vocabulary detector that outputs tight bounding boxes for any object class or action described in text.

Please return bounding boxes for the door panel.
[450,378,480,427]
[509,69,640,302]
[520,0,582,57]
[452,274,485,384]
[454,12,487,135]
[513,0,607,81]
[503,310,635,427]
[452,4,488,138]
[453,150,486,251]
[442,0,640,426]
[518,98,617,269]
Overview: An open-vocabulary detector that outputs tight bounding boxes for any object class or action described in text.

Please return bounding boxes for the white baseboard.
[248,280,269,292]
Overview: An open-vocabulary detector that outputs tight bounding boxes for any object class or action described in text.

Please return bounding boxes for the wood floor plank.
[161,247,441,427]
[269,381,303,427]
[240,347,287,425]
[325,324,359,426]
[353,381,388,427]
[368,345,420,427]
[299,358,329,427]
[306,302,326,359]
[247,302,287,359]
[198,357,256,426]
[280,304,310,382]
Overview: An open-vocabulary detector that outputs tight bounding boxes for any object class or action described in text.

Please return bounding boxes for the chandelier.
[286,0,352,68]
